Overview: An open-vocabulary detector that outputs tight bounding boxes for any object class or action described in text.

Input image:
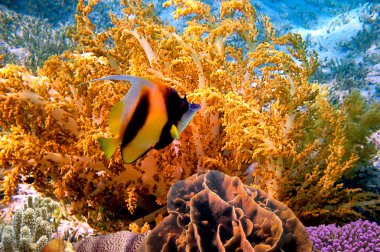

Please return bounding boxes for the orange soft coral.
[1,0,378,231]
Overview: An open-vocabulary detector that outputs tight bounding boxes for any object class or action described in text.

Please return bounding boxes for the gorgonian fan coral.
[1,0,379,230]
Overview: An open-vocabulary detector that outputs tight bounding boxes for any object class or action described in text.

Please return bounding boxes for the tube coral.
[1,0,379,231]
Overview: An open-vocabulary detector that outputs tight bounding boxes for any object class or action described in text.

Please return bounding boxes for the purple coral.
[306,219,380,252]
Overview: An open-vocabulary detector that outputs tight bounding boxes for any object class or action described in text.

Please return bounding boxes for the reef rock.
[145,170,313,252]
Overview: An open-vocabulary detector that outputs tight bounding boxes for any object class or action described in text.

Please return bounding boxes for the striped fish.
[91,75,200,163]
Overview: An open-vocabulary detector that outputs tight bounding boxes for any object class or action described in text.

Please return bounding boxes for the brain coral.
[145,170,313,252]
[74,230,148,252]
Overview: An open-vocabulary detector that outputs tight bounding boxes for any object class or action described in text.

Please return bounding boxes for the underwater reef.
[75,170,313,251]
[1,0,77,25]
[2,173,379,252]
[69,171,380,251]
[0,7,75,72]
[1,0,380,233]
[307,3,380,104]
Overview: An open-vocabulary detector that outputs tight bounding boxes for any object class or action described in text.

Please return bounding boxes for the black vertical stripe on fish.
[155,87,189,150]
[155,123,174,149]
[121,90,150,151]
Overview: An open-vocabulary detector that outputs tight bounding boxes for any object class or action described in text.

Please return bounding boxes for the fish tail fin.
[98,138,120,159]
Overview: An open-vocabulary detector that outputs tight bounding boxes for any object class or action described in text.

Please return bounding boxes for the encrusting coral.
[74,230,148,252]
[1,0,379,231]
[0,196,59,252]
[146,170,313,252]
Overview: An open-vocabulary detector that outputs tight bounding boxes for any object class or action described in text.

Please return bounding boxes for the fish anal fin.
[170,125,179,140]
[109,101,124,135]
[98,137,120,159]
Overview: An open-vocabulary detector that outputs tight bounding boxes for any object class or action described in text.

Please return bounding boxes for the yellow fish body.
[92,75,200,163]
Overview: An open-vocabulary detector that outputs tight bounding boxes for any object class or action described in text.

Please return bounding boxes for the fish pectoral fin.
[170,125,179,140]
[98,137,120,159]
[109,101,124,135]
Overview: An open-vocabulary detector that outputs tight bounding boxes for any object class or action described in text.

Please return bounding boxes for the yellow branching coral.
[163,0,211,20]
[1,0,378,230]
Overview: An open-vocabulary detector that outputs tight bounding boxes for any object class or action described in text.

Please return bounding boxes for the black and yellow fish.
[92,75,200,163]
